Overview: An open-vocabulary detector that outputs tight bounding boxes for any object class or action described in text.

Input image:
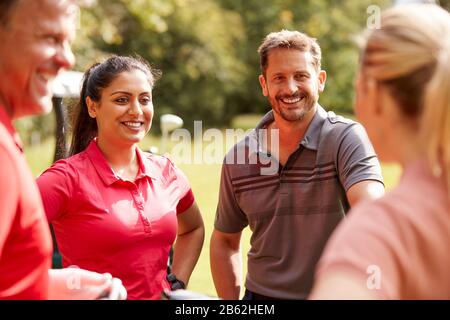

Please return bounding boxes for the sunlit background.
[15,0,449,297]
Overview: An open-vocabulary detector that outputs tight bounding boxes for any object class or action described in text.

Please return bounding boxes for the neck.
[387,123,421,169]
[398,139,421,169]
[272,106,316,147]
[96,137,138,173]
[264,107,317,166]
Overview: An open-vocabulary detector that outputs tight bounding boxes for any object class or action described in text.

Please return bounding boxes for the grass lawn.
[23,116,402,297]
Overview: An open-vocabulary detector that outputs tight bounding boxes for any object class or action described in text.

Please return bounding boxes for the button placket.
[131,186,151,234]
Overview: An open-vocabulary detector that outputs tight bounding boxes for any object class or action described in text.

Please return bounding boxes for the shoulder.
[0,127,30,184]
[323,184,415,250]
[320,113,372,153]
[38,151,90,181]
[321,111,361,137]
[346,177,444,238]
[140,151,190,183]
[0,143,20,188]
[222,129,258,169]
[325,111,355,126]
[142,151,174,171]
[0,123,20,162]
[0,146,21,224]
[318,174,449,299]
[384,166,449,222]
[0,140,19,172]
[319,194,401,270]
[53,152,86,170]
[326,179,449,266]
[225,129,256,156]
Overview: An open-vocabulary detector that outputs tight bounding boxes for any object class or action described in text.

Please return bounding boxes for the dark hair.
[0,0,19,26]
[69,55,161,156]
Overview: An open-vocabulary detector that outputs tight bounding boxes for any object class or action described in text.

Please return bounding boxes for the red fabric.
[0,106,52,299]
[37,140,195,299]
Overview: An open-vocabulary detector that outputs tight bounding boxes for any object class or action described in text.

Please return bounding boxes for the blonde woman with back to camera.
[310,4,450,299]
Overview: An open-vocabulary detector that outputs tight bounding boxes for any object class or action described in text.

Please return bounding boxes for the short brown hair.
[258,30,322,75]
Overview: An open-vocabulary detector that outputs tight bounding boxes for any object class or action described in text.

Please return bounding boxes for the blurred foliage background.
[15,0,449,296]
[15,0,450,143]
[76,0,392,127]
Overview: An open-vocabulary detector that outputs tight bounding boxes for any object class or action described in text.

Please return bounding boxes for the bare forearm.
[210,239,242,299]
[172,226,204,286]
[347,180,385,207]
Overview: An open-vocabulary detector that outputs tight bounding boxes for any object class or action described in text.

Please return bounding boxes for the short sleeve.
[316,201,404,299]
[214,162,248,233]
[0,148,20,256]
[336,123,384,191]
[36,160,73,221]
[171,163,195,214]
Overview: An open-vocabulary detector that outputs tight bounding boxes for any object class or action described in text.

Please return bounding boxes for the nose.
[128,99,144,116]
[286,78,297,95]
[55,42,76,70]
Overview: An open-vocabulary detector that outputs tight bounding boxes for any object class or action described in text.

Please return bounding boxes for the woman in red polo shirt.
[37,55,205,300]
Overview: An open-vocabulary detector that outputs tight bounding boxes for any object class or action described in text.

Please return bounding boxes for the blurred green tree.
[73,0,247,130]
[16,0,449,143]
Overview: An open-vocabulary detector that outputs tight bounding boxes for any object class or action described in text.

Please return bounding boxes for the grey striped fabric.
[215,105,384,299]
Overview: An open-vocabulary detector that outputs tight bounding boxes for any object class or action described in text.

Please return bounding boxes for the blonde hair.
[258,30,322,75]
[360,4,450,191]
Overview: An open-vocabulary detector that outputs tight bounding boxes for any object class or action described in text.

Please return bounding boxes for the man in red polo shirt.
[0,0,125,299]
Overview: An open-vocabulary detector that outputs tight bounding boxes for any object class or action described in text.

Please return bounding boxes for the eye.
[42,34,61,45]
[139,96,152,105]
[273,75,284,82]
[295,74,309,81]
[115,97,129,104]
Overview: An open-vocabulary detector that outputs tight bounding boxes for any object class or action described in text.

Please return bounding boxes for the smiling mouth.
[39,73,54,82]
[281,96,303,104]
[279,93,307,105]
[36,73,55,94]
[121,121,144,129]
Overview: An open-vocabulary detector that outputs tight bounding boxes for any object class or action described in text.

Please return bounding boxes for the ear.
[317,70,327,93]
[354,72,383,122]
[366,77,383,116]
[258,74,269,97]
[86,96,97,118]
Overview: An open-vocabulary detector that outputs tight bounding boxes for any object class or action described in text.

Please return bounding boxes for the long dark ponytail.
[69,63,100,156]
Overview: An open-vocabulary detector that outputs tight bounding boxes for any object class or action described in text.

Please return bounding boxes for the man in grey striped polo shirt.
[210,30,385,300]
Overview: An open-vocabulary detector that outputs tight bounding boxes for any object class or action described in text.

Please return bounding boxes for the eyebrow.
[271,70,310,77]
[110,91,151,96]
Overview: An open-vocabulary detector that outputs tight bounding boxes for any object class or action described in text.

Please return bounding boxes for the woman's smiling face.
[87,69,154,147]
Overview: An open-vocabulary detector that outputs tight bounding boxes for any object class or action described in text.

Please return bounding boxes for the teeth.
[281,97,302,104]
[123,122,142,128]
[40,73,54,81]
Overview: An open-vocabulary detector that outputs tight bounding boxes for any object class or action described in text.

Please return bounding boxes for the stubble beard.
[270,91,318,122]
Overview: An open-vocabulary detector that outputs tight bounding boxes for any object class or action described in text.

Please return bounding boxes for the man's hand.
[48,268,127,300]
